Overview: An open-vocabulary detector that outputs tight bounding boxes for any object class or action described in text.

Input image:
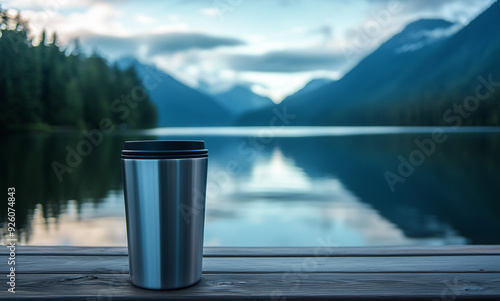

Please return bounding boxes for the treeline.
[337,89,500,127]
[0,7,157,131]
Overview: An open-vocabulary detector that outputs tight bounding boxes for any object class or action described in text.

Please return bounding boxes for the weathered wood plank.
[5,245,500,257]
[8,255,500,274]
[4,247,500,300]
[7,273,500,300]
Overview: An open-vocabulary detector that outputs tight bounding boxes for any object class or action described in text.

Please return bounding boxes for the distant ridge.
[289,78,335,99]
[209,84,275,116]
[237,1,500,126]
[116,57,233,127]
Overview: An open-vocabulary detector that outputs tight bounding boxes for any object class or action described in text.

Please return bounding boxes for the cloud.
[2,0,128,10]
[200,7,219,18]
[20,3,128,44]
[366,0,462,10]
[366,0,496,23]
[309,24,334,43]
[79,31,244,57]
[147,33,243,55]
[228,49,345,72]
[394,23,462,54]
[409,0,494,11]
[133,14,154,24]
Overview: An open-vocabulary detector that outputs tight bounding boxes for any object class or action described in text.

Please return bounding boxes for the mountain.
[116,57,233,127]
[210,85,274,116]
[383,19,457,54]
[238,1,500,126]
[289,78,334,99]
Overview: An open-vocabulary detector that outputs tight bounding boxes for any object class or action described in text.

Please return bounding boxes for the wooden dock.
[3,245,500,300]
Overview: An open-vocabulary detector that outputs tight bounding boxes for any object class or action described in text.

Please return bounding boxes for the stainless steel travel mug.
[121,140,208,290]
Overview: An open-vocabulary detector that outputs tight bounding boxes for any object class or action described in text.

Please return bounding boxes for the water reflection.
[0,132,133,245]
[0,128,499,246]
[278,132,500,244]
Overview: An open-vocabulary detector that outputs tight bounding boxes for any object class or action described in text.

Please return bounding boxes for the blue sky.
[3,0,495,102]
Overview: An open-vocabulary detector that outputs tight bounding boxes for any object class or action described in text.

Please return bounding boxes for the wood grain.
[7,255,500,274]
[7,273,500,301]
[3,246,500,300]
[6,245,500,256]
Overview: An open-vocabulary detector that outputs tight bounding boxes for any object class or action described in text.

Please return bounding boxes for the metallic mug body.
[121,141,208,290]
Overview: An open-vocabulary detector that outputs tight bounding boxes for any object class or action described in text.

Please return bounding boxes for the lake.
[1,127,499,247]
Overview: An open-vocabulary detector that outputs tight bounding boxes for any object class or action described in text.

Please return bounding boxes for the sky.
[2,0,496,103]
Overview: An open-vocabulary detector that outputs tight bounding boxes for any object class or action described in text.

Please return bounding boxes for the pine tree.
[0,7,159,131]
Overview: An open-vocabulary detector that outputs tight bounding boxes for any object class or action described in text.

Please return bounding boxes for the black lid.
[121,140,208,159]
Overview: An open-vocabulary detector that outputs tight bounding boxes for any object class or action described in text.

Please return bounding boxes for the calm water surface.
[1,127,499,247]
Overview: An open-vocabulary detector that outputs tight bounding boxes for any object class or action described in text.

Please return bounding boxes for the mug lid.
[121,140,208,159]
